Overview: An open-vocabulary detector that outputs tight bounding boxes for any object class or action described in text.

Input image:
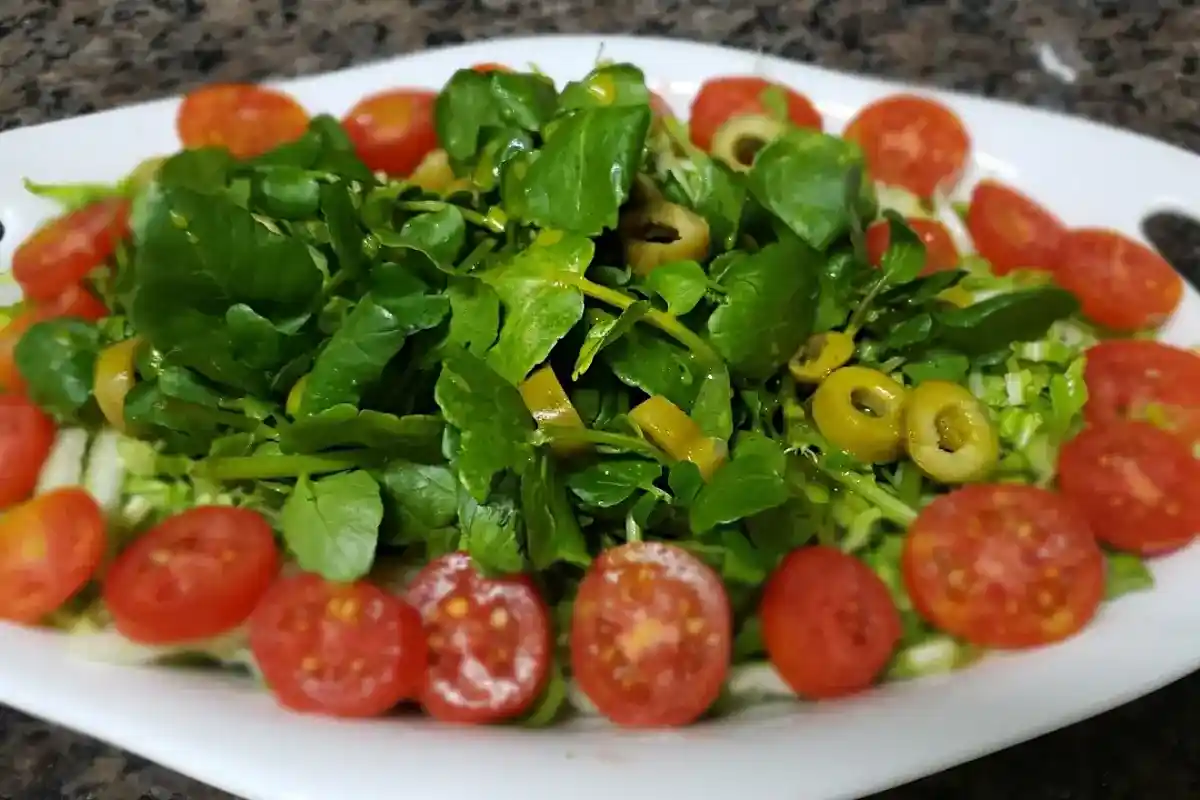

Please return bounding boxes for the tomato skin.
[43,283,108,321]
[865,218,961,274]
[571,541,731,727]
[1082,339,1200,448]
[405,552,551,724]
[760,546,901,699]
[902,484,1105,648]
[0,488,106,623]
[103,506,279,644]
[1058,420,1200,555]
[1054,228,1181,331]
[0,285,109,396]
[689,76,823,152]
[843,95,969,198]
[12,199,130,302]
[342,89,439,177]
[471,62,510,73]
[250,573,428,718]
[965,179,1065,275]
[0,312,38,395]
[177,83,309,159]
[0,395,56,508]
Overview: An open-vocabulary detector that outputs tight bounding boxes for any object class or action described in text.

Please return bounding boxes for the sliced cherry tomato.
[0,395,56,508]
[843,95,969,198]
[471,62,511,73]
[689,76,822,152]
[103,506,279,644]
[965,179,1065,275]
[865,217,961,274]
[177,83,309,159]
[1083,339,1200,447]
[342,89,439,177]
[405,552,551,724]
[571,541,731,727]
[760,545,901,699]
[0,311,38,395]
[250,573,427,717]
[902,484,1105,648]
[12,198,130,302]
[1058,420,1200,555]
[1054,228,1181,331]
[42,283,108,321]
[0,488,105,623]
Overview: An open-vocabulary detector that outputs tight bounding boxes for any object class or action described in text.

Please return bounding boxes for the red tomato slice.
[42,283,108,321]
[12,198,130,302]
[689,76,823,152]
[342,89,439,177]
[1083,339,1200,447]
[1054,228,1181,331]
[1058,420,1200,555]
[760,545,901,699]
[965,179,1065,275]
[103,506,279,643]
[177,83,309,159]
[250,572,427,717]
[0,488,105,623]
[843,95,969,198]
[571,541,731,727]
[0,395,56,508]
[902,484,1105,648]
[471,62,511,73]
[0,311,38,395]
[865,217,961,274]
[405,552,551,724]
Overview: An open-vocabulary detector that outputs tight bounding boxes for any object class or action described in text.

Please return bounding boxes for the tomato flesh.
[0,395,56,508]
[843,95,969,198]
[865,217,961,274]
[342,89,439,177]
[1083,339,1200,448]
[689,76,823,152]
[12,198,130,302]
[760,545,901,699]
[902,484,1105,648]
[0,488,106,623]
[1059,420,1200,555]
[571,541,731,727]
[965,179,1065,275]
[405,552,551,724]
[251,572,427,717]
[177,83,310,159]
[103,506,279,643]
[1054,228,1181,331]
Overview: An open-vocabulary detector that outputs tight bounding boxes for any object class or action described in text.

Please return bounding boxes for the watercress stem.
[193,451,375,481]
[533,428,670,464]
[397,201,505,234]
[818,467,918,527]
[574,277,722,365]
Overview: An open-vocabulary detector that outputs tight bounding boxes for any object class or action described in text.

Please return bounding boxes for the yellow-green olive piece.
[904,380,1000,483]
[811,366,907,464]
[710,114,786,172]
[620,200,711,275]
[789,332,855,384]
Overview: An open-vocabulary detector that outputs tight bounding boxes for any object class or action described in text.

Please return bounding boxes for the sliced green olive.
[620,200,711,275]
[410,148,457,194]
[286,374,309,419]
[789,332,855,384]
[811,366,907,463]
[904,380,999,483]
[710,114,785,173]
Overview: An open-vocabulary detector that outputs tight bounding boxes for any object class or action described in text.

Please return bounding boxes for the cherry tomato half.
[1059,420,1200,555]
[43,283,108,321]
[0,285,109,396]
[1083,339,1200,447]
[760,546,901,699]
[1054,228,1181,331]
[342,89,439,177]
[965,179,1065,275]
[0,488,106,624]
[902,484,1105,648]
[251,572,428,717]
[689,76,822,152]
[406,552,551,724]
[103,506,279,644]
[471,62,511,73]
[865,217,961,274]
[843,94,969,198]
[0,311,38,395]
[177,83,310,159]
[571,541,731,727]
[12,198,130,302]
[0,395,56,508]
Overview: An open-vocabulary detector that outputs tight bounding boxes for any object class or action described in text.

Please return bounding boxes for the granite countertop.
[1,0,1198,798]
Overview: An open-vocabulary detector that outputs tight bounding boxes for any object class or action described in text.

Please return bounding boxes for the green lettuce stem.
[534,428,670,464]
[820,467,918,527]
[192,451,374,481]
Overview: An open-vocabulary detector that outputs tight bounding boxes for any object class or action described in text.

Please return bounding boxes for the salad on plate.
[0,59,1195,728]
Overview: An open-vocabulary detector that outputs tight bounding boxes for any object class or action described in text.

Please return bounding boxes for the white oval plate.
[2,34,1200,800]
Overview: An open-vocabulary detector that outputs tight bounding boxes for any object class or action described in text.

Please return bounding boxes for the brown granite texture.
[1,0,1200,798]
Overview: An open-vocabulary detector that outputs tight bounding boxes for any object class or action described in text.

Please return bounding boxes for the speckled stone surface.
[1,0,1200,798]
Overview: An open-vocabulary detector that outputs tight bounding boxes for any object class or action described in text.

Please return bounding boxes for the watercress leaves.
[14,318,102,420]
[690,434,789,534]
[459,488,525,575]
[521,451,590,570]
[378,460,460,544]
[640,259,708,316]
[935,286,1080,354]
[446,277,501,356]
[566,458,663,508]
[558,64,651,111]
[281,405,444,458]
[435,69,559,163]
[280,470,383,582]
[573,302,648,380]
